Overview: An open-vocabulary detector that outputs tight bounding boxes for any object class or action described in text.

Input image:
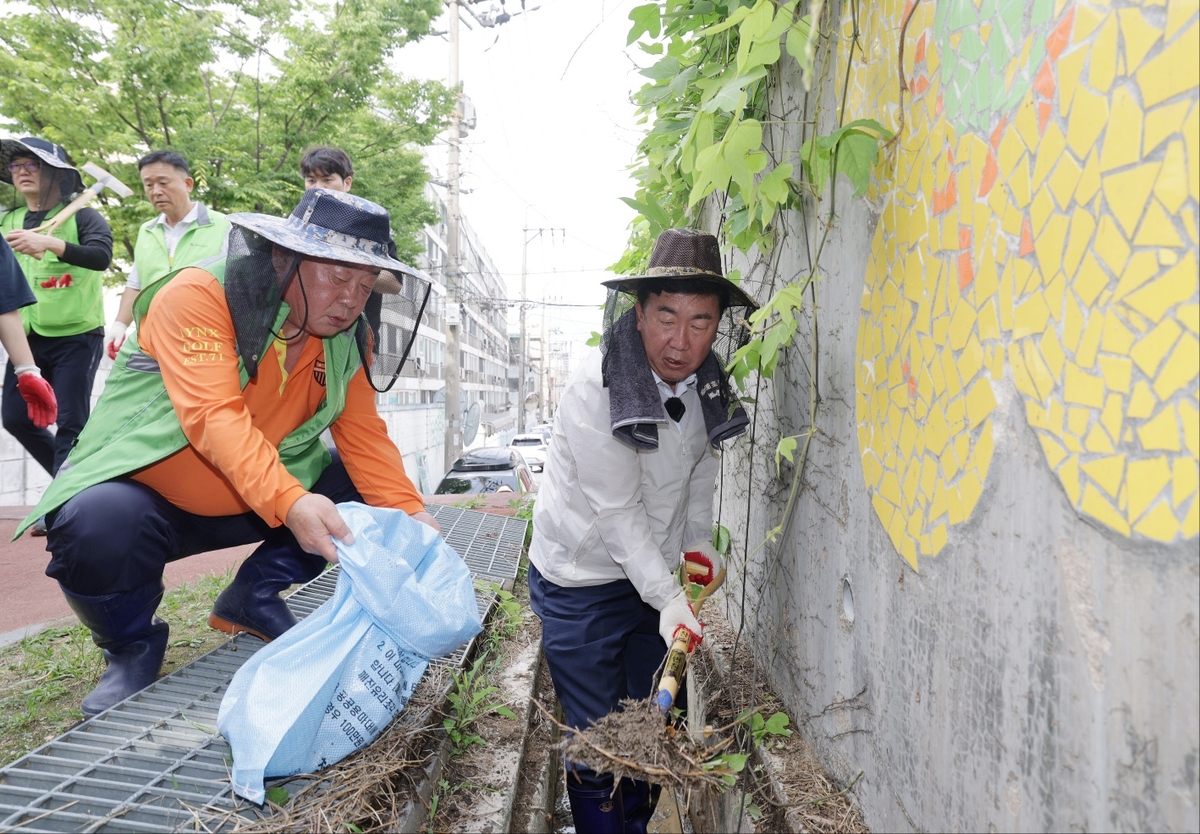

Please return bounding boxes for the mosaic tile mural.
[848,0,1199,569]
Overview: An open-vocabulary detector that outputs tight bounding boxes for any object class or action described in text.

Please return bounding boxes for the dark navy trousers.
[46,452,363,596]
[2,328,103,475]
[528,563,667,791]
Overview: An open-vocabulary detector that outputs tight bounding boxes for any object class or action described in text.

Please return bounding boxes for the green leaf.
[835,129,883,196]
[713,524,731,555]
[494,705,518,720]
[775,436,797,473]
[619,196,671,232]
[640,56,682,81]
[265,786,290,807]
[627,4,662,44]
[764,712,793,737]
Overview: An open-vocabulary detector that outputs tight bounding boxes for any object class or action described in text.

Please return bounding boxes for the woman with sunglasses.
[0,138,113,531]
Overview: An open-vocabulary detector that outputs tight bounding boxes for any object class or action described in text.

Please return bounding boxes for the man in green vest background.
[104,150,230,359]
[18,188,437,717]
[0,138,113,508]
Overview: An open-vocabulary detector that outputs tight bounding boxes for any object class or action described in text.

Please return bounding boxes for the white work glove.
[658,589,703,650]
[104,321,128,360]
[682,539,724,587]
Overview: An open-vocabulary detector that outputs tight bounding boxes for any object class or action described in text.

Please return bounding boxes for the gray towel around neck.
[602,308,749,450]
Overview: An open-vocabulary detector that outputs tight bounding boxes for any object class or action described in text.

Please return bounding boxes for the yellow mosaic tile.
[1128,456,1173,519]
[1185,104,1199,201]
[1040,327,1067,378]
[1138,404,1182,451]
[1101,391,1126,439]
[966,378,998,429]
[1113,250,1163,305]
[1094,214,1131,274]
[1181,401,1200,458]
[1104,161,1162,237]
[1081,482,1132,535]
[1100,87,1145,173]
[1065,362,1107,408]
[1178,303,1200,334]
[1136,21,1200,107]
[1057,45,1089,120]
[1014,292,1051,339]
[1133,499,1182,541]
[1155,139,1191,214]
[1085,420,1117,454]
[1143,99,1192,154]
[1064,292,1085,351]
[1044,272,1066,323]
[1040,433,1069,469]
[1118,7,1165,71]
[1067,404,1092,437]
[1165,0,1195,38]
[1035,213,1070,278]
[1135,199,1185,248]
[1174,456,1200,507]
[1098,355,1134,395]
[1025,341,1057,401]
[1075,147,1103,205]
[1101,308,1137,353]
[1128,381,1158,419]
[1089,17,1121,93]
[1076,311,1106,368]
[1030,187,1057,236]
[1130,318,1182,376]
[1048,151,1084,210]
[1153,331,1200,400]
[1126,258,1198,323]
[1033,122,1068,191]
[1073,253,1109,307]
[1009,342,1040,399]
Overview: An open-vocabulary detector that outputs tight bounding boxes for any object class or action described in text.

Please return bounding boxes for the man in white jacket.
[527,228,758,833]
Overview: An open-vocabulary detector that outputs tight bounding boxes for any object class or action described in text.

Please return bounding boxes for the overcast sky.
[393,0,647,345]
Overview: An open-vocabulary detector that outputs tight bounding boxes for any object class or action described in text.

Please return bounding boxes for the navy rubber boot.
[566,783,626,834]
[619,777,661,834]
[207,544,326,642]
[60,582,169,717]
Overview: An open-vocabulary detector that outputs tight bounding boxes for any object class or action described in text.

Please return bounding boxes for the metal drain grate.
[0,507,527,832]
[428,504,526,582]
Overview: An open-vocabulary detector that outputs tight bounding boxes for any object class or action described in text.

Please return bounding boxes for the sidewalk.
[0,494,524,648]
[0,506,257,647]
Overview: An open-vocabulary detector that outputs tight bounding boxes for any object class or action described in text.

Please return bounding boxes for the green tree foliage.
[0,0,454,271]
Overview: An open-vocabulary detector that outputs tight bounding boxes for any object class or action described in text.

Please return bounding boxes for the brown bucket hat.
[602,227,758,310]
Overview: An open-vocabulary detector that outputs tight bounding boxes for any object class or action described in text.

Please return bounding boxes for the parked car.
[530,423,554,445]
[510,433,548,471]
[435,448,537,495]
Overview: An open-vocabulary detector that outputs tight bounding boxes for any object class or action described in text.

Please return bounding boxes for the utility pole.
[444,0,462,472]
[538,291,547,421]
[518,227,561,433]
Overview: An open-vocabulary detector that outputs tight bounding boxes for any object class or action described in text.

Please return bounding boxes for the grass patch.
[0,567,237,766]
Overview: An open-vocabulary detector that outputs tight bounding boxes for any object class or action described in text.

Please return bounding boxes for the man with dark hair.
[17,188,434,718]
[104,150,230,359]
[527,228,758,832]
[0,138,113,510]
[300,146,354,192]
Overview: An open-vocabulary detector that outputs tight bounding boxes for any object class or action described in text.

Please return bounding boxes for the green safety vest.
[0,206,105,336]
[16,258,363,537]
[133,204,230,287]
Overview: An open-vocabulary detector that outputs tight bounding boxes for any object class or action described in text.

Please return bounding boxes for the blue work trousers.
[2,328,103,475]
[528,563,668,791]
[45,453,363,596]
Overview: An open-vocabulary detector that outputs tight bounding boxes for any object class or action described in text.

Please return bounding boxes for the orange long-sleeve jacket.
[130,267,424,524]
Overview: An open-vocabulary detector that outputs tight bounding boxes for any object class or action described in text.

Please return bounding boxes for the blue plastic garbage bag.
[218,502,482,803]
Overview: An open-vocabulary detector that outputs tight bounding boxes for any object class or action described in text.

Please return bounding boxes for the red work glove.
[104,321,128,359]
[59,273,73,287]
[658,589,703,651]
[14,366,57,429]
[40,276,58,288]
[682,539,724,586]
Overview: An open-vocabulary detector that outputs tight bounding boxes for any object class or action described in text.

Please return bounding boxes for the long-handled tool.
[654,562,727,715]
[27,162,134,259]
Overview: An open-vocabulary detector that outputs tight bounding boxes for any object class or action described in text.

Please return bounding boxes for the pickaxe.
[28,161,134,259]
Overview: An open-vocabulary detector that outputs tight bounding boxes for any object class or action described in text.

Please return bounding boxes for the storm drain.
[0,506,527,832]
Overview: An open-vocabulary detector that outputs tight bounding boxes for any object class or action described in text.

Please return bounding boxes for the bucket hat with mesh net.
[223,188,431,391]
[0,137,85,207]
[601,227,758,310]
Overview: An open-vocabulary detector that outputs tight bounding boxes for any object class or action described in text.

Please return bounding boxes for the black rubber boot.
[566,783,625,834]
[60,582,169,717]
[619,777,661,834]
[207,544,326,642]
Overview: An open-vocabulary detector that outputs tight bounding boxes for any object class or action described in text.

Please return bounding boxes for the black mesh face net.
[355,266,431,392]
[223,224,301,379]
[0,161,81,214]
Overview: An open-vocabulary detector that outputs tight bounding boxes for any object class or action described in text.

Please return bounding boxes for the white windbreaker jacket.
[528,349,720,611]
